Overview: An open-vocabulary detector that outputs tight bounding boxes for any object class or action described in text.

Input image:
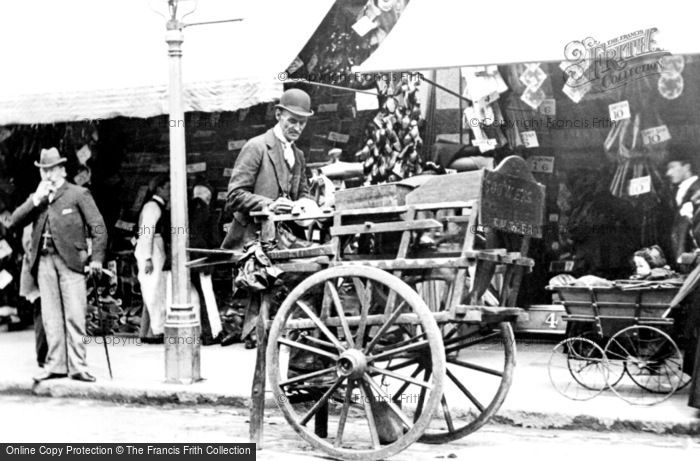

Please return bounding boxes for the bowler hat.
[275,88,314,117]
[34,147,67,168]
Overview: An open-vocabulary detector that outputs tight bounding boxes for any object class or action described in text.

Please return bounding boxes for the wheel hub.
[337,349,368,379]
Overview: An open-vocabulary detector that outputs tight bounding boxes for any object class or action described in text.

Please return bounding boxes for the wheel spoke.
[414,368,431,423]
[296,300,346,352]
[359,381,380,449]
[364,300,408,354]
[443,330,501,355]
[277,337,340,361]
[334,380,355,448]
[385,358,421,372]
[368,339,430,362]
[374,332,428,355]
[368,365,432,389]
[390,365,423,403]
[364,375,414,429]
[300,376,346,426]
[302,334,336,350]
[326,282,355,348]
[280,366,337,387]
[440,395,455,433]
[446,368,484,412]
[606,337,635,361]
[353,278,371,349]
[447,357,503,377]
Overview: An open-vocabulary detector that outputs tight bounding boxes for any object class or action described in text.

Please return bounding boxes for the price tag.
[476,138,497,153]
[0,239,12,259]
[539,99,556,116]
[521,131,540,148]
[641,125,671,145]
[628,175,651,196]
[352,16,377,37]
[356,89,379,111]
[186,162,207,174]
[608,101,631,121]
[318,103,338,113]
[528,156,554,173]
[223,168,234,177]
[115,220,135,232]
[549,213,559,222]
[217,191,228,201]
[328,132,350,143]
[227,140,247,151]
[0,269,12,290]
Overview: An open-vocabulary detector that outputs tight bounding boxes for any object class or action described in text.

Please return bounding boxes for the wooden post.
[250,294,269,448]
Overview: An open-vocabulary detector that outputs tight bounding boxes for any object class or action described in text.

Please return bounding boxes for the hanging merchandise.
[519,63,547,110]
[603,78,669,246]
[461,66,510,152]
[658,55,685,100]
[355,75,431,185]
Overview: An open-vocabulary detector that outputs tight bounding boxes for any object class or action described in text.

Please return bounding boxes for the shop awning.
[0,0,334,125]
[354,0,700,73]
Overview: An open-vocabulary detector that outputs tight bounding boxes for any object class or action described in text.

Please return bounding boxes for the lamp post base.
[164,304,201,384]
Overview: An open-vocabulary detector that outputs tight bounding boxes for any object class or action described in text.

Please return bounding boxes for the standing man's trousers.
[38,252,89,375]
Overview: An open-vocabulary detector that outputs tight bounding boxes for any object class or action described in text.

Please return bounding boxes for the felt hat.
[667,144,695,166]
[34,147,67,168]
[275,89,314,117]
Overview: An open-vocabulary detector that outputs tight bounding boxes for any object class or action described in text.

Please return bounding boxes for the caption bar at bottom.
[2,444,255,460]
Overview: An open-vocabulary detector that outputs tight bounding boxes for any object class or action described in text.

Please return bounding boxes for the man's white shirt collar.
[676,175,698,206]
[273,124,295,169]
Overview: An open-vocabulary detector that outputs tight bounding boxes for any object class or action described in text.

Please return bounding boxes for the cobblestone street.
[1,395,698,460]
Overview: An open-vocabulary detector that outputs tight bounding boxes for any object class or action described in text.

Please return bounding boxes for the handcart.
[189,156,545,460]
[547,281,692,405]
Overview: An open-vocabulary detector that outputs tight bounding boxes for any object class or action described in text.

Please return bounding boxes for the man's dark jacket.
[11,182,107,275]
[671,179,700,263]
[221,128,310,250]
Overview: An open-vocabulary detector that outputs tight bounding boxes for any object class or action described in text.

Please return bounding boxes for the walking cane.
[87,267,114,379]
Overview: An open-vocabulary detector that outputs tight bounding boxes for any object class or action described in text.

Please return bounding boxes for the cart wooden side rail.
[187,156,546,460]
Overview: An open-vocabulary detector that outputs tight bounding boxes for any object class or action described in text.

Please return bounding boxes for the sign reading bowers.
[481,170,546,238]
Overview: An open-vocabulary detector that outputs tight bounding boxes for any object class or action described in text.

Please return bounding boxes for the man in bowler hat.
[11,147,107,383]
[221,88,319,250]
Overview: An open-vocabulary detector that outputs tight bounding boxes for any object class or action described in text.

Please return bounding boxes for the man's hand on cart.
[268,197,294,214]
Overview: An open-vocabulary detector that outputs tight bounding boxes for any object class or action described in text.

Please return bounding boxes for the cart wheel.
[548,337,609,401]
[604,325,685,405]
[417,321,515,443]
[267,265,445,461]
[577,330,625,388]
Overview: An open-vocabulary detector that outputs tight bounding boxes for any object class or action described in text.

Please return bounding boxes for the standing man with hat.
[11,147,107,383]
[665,145,700,410]
[221,88,319,250]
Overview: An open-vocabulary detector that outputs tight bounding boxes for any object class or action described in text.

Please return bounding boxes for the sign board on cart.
[480,164,546,238]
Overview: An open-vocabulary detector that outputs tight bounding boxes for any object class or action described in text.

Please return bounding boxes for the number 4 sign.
[609,101,631,121]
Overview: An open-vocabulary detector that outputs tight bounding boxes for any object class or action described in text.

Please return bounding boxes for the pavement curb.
[2,380,698,436]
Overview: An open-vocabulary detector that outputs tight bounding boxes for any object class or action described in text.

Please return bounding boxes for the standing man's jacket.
[671,179,700,264]
[11,182,108,275]
[221,128,310,250]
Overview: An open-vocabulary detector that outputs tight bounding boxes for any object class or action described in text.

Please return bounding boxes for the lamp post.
[163,0,200,384]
